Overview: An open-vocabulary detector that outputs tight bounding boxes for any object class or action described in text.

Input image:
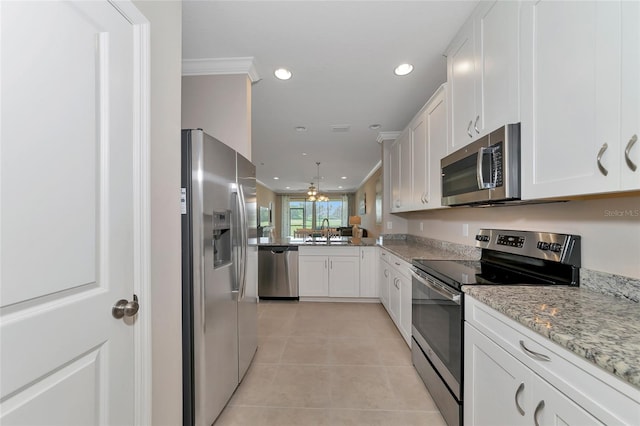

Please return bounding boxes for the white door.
[1,2,147,425]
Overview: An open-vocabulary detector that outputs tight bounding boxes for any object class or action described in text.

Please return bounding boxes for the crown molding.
[376,131,401,143]
[182,57,260,82]
[358,160,382,189]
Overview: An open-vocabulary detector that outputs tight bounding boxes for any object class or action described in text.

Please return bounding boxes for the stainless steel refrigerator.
[181,129,258,426]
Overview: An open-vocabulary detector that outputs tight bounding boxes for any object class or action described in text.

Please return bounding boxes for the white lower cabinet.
[298,255,329,297]
[378,248,411,346]
[298,246,362,298]
[378,250,391,310]
[465,323,601,426]
[359,247,378,298]
[465,296,640,426]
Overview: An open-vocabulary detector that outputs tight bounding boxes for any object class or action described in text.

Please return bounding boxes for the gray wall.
[401,194,640,279]
[182,74,253,160]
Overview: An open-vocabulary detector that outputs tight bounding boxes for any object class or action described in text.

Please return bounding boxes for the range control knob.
[550,243,563,253]
[476,235,490,242]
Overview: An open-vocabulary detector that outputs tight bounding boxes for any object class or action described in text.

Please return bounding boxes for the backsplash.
[381,233,481,259]
[384,233,640,303]
[581,269,640,303]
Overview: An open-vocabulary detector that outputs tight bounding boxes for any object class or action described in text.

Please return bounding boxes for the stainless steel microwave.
[441,123,521,206]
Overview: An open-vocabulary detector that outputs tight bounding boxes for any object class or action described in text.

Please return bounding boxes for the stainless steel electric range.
[410,229,581,426]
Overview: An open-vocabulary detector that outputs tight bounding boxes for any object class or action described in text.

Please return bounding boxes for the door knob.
[112,294,139,319]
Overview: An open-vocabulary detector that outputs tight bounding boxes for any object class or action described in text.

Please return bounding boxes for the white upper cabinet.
[389,84,448,213]
[411,112,428,208]
[424,86,447,209]
[446,1,520,153]
[619,1,639,191]
[520,1,640,199]
[389,132,404,211]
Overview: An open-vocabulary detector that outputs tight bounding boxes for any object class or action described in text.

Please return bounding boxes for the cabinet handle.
[597,143,609,176]
[474,115,480,134]
[519,340,551,362]
[394,262,401,266]
[325,260,327,269]
[330,260,333,269]
[384,269,389,278]
[362,251,364,259]
[533,400,545,426]
[625,134,638,171]
[514,383,525,416]
[467,120,473,137]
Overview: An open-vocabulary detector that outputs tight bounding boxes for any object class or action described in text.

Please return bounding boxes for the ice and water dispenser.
[212,210,231,268]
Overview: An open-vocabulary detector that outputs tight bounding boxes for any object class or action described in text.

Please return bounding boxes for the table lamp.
[349,215,361,243]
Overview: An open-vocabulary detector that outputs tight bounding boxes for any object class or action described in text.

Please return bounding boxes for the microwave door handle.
[477,146,497,190]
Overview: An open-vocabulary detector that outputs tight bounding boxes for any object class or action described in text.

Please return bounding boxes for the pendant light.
[308,162,328,202]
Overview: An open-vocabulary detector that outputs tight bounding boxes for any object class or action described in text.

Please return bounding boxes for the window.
[282,196,349,237]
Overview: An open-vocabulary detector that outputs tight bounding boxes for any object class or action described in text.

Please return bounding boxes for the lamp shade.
[349,216,361,226]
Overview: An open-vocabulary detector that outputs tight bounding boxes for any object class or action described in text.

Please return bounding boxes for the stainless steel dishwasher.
[258,246,299,299]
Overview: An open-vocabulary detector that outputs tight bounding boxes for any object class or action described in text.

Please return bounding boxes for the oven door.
[411,268,463,399]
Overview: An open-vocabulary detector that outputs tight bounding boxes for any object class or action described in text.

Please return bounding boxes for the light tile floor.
[215,301,447,426]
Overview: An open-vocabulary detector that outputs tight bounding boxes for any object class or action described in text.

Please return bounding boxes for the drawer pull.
[467,120,473,137]
[533,400,545,426]
[514,382,525,416]
[474,115,480,134]
[597,143,609,176]
[625,134,638,171]
[519,340,550,362]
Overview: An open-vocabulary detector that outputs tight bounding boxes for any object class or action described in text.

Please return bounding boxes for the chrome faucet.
[321,218,331,244]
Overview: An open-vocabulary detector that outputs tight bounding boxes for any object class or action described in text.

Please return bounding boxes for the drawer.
[465,296,640,426]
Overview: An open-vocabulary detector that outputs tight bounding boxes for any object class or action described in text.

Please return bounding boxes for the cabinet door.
[447,17,477,152]
[378,255,390,310]
[411,111,429,209]
[425,86,447,209]
[531,377,604,426]
[298,256,328,297]
[359,247,378,298]
[398,129,413,211]
[464,324,530,426]
[398,271,412,345]
[328,256,359,297]
[521,1,622,198]
[389,139,402,211]
[476,1,520,135]
[388,274,401,325]
[621,0,640,190]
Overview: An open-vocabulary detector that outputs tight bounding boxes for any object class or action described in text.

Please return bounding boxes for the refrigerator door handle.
[237,183,248,299]
[231,192,241,295]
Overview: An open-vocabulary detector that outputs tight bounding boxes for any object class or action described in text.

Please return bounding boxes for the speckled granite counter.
[255,237,377,246]
[378,236,481,263]
[463,285,640,389]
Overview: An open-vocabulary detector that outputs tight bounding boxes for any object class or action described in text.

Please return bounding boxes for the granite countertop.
[463,285,640,389]
[378,238,481,263]
[255,237,377,247]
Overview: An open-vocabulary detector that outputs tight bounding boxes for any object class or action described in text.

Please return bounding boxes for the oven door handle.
[411,269,461,304]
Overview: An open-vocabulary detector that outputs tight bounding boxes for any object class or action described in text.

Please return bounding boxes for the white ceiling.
[182,1,478,194]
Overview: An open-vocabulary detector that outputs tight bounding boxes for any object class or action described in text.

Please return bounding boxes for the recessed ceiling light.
[295,126,307,132]
[341,176,347,180]
[302,152,307,156]
[274,68,292,80]
[286,186,291,189]
[369,124,381,130]
[338,186,343,189]
[273,176,279,180]
[394,63,414,76]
